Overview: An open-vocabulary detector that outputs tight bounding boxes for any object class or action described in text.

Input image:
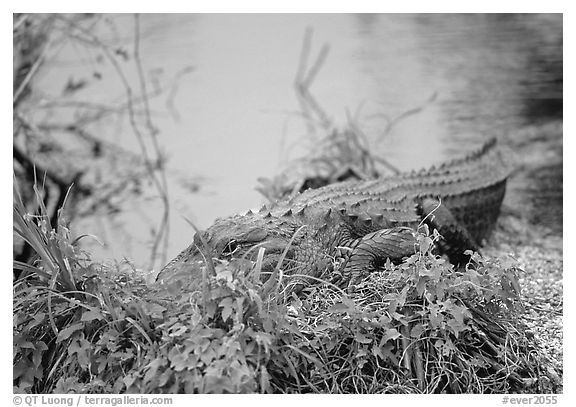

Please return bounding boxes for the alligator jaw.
[157,218,300,283]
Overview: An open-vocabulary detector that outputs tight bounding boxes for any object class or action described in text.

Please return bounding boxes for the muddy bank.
[484,120,563,391]
[501,120,563,237]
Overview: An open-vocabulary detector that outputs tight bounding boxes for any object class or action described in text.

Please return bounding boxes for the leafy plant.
[14,179,557,393]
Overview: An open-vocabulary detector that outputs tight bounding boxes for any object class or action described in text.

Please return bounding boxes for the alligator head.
[157,211,304,283]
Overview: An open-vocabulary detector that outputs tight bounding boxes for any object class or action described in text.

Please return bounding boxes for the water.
[34,14,562,265]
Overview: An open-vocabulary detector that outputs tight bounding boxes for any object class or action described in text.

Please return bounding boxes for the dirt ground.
[485,121,563,392]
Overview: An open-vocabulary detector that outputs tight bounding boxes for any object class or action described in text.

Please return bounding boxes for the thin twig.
[133,13,171,266]
[54,14,172,268]
[294,28,332,132]
[13,44,48,106]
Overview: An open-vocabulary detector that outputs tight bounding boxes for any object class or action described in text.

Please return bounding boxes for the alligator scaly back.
[159,138,512,290]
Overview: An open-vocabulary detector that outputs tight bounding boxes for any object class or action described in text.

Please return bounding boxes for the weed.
[13,180,559,393]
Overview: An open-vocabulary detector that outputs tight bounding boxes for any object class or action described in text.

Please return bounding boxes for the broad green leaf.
[418,235,434,254]
[327,302,351,313]
[355,332,373,344]
[372,345,384,359]
[81,310,104,322]
[382,328,401,342]
[56,323,84,343]
[410,324,425,339]
[506,271,522,295]
[260,365,271,393]
[123,374,137,390]
[447,318,466,338]
[220,297,234,322]
[68,336,91,369]
[378,314,391,326]
[144,358,166,382]
[168,323,188,337]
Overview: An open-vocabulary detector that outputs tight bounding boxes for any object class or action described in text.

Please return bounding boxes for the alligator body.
[159,139,512,291]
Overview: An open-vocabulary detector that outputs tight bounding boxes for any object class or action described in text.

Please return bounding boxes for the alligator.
[158,138,512,292]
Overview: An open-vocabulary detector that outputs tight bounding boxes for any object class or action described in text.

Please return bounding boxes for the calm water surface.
[37,14,562,264]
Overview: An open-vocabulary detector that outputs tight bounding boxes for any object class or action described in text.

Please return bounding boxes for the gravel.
[485,215,563,392]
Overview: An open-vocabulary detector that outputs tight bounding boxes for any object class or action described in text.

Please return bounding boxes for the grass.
[13,179,561,393]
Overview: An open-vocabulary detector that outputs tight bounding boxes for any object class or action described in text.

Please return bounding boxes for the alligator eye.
[222,239,239,256]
